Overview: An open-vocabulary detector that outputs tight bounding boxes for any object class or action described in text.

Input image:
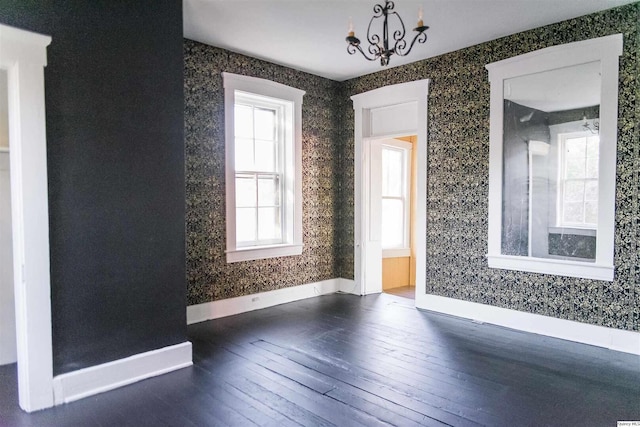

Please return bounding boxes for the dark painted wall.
[0,1,186,374]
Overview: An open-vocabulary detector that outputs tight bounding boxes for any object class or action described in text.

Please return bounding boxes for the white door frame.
[351,79,430,307]
[0,24,54,412]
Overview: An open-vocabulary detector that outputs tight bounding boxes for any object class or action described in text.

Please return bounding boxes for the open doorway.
[351,79,430,307]
[379,136,416,300]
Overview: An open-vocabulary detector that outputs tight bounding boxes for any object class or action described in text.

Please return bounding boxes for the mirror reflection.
[501,61,601,262]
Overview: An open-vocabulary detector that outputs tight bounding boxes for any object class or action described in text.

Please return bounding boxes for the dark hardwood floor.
[384,286,416,299]
[1,292,639,426]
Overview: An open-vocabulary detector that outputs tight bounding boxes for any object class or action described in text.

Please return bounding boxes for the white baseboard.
[337,278,359,295]
[187,279,343,324]
[52,342,192,405]
[420,295,640,355]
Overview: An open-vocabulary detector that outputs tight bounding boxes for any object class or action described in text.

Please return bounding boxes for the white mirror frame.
[485,34,623,281]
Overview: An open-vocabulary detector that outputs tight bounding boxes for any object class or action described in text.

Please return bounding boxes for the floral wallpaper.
[184,40,341,305]
[338,3,639,331]
[186,3,638,332]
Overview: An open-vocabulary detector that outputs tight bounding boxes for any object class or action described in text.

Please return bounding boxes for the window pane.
[235,175,256,208]
[565,157,585,179]
[381,198,404,248]
[585,201,598,225]
[255,140,276,172]
[235,138,254,171]
[564,181,584,202]
[234,104,253,139]
[236,207,256,244]
[559,133,599,228]
[563,202,583,224]
[584,180,598,201]
[258,207,281,241]
[258,175,280,207]
[254,108,275,141]
[586,136,599,157]
[382,147,403,197]
[586,156,598,179]
[565,137,586,159]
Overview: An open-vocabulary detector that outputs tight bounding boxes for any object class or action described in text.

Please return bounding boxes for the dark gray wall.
[0,1,186,374]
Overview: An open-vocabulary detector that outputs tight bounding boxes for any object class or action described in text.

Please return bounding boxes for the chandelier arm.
[372,2,385,17]
[389,11,406,42]
[393,38,407,55]
[366,12,381,46]
[347,43,378,61]
[368,42,381,57]
[395,30,427,57]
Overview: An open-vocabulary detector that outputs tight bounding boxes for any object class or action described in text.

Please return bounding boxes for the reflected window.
[558,132,599,228]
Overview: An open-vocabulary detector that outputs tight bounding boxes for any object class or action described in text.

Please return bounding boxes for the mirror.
[502,62,600,262]
[486,35,622,281]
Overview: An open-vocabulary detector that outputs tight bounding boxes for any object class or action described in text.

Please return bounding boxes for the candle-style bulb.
[418,6,424,27]
[348,17,354,37]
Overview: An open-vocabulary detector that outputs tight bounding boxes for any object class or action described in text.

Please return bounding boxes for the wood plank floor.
[384,286,416,299]
[1,292,639,426]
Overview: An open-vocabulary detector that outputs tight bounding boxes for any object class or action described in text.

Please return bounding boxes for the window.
[223,73,305,263]
[558,132,599,228]
[381,141,412,256]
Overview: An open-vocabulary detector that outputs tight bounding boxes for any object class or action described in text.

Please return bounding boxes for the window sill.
[548,227,596,237]
[226,243,303,263]
[382,248,411,258]
[486,254,613,281]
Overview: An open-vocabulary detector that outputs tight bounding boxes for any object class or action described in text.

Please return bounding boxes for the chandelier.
[582,115,599,134]
[346,0,429,66]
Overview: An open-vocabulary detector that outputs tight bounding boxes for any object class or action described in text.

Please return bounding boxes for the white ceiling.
[505,61,601,112]
[183,0,635,82]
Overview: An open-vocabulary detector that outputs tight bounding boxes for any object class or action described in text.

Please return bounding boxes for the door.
[363,138,383,294]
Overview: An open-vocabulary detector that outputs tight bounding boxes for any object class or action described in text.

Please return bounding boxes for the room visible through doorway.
[379,135,417,300]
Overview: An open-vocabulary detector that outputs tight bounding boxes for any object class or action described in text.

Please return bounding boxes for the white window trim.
[485,34,622,281]
[548,226,596,237]
[383,248,411,258]
[380,139,412,257]
[222,73,305,263]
